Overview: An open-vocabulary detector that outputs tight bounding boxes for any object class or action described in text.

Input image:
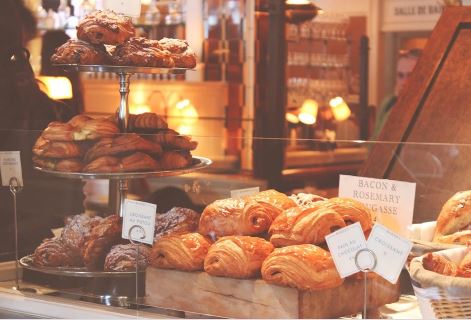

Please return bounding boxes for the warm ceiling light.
[37,76,73,100]
[285,0,319,24]
[286,112,300,124]
[170,99,199,125]
[329,96,351,121]
[286,0,311,4]
[298,99,318,125]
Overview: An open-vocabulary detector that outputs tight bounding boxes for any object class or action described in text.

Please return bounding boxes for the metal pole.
[118,73,132,132]
[9,177,23,290]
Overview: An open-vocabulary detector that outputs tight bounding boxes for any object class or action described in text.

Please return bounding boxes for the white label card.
[122,199,156,245]
[325,223,367,278]
[231,187,260,199]
[366,223,412,284]
[103,0,141,17]
[0,151,23,187]
[338,175,416,236]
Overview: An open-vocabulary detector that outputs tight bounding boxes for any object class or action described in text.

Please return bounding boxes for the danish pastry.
[83,152,159,173]
[33,237,82,267]
[150,233,211,271]
[434,191,471,244]
[77,10,135,45]
[269,206,346,247]
[261,244,343,291]
[111,37,174,67]
[50,39,110,65]
[104,244,151,272]
[158,38,197,68]
[154,207,200,242]
[33,136,84,158]
[204,236,274,278]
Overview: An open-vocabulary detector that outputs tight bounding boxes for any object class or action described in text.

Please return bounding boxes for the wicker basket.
[408,221,462,257]
[409,247,471,319]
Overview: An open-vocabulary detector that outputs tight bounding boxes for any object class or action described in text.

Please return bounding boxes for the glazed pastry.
[83,152,159,173]
[435,230,471,245]
[261,244,344,291]
[158,37,197,68]
[434,191,471,243]
[83,215,122,270]
[320,198,373,233]
[149,129,198,151]
[42,115,119,142]
[154,207,200,242]
[157,150,192,170]
[199,190,296,238]
[111,37,174,67]
[422,252,458,276]
[77,10,135,45]
[84,133,162,162]
[289,193,327,208]
[204,236,274,278]
[104,244,151,272]
[33,136,84,158]
[33,156,83,172]
[151,233,211,271]
[61,214,103,260]
[32,238,82,267]
[129,113,168,132]
[269,206,346,247]
[50,39,110,65]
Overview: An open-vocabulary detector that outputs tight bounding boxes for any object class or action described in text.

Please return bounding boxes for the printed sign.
[366,223,412,284]
[103,0,141,17]
[339,175,416,237]
[231,187,260,199]
[122,199,156,245]
[325,223,368,278]
[383,0,443,31]
[0,151,23,187]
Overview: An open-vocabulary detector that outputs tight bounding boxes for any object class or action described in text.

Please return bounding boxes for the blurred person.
[0,0,83,261]
[373,49,422,138]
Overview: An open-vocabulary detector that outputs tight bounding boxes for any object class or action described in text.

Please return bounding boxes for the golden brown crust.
[84,133,162,162]
[261,244,344,291]
[33,156,83,172]
[458,249,471,277]
[435,230,471,244]
[158,38,197,68]
[51,39,110,65]
[129,113,168,131]
[289,193,327,208]
[33,136,84,158]
[33,238,82,267]
[434,191,471,242]
[204,236,274,278]
[269,206,346,247]
[154,207,200,242]
[422,252,458,276]
[150,233,211,271]
[104,244,151,272]
[61,214,103,260]
[157,150,192,170]
[83,152,159,173]
[320,198,374,233]
[111,37,174,67]
[246,189,297,212]
[77,10,135,45]
[83,215,122,270]
[149,129,198,151]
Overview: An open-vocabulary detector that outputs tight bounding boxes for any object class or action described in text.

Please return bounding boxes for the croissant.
[289,193,327,208]
[33,156,83,172]
[150,233,211,271]
[158,38,197,68]
[458,249,471,278]
[42,116,119,142]
[129,113,168,132]
[422,252,457,276]
[261,244,343,291]
[111,37,174,67]
[149,129,198,151]
[33,136,84,158]
[84,133,162,162]
[157,150,192,170]
[246,189,297,212]
[83,152,159,173]
[104,244,151,272]
[434,191,471,244]
[269,206,346,247]
[320,198,373,233]
[33,237,82,267]
[434,230,471,245]
[204,236,274,278]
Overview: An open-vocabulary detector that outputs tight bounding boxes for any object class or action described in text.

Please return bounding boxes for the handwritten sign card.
[0,151,23,187]
[122,199,156,245]
[339,175,416,236]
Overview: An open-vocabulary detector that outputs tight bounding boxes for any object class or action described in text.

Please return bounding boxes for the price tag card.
[339,175,416,236]
[366,223,412,284]
[122,199,156,245]
[103,0,141,17]
[231,187,260,199]
[0,151,23,187]
[325,222,367,278]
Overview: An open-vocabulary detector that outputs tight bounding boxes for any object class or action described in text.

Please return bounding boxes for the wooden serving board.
[145,268,400,318]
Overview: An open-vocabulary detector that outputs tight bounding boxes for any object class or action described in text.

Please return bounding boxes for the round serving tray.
[34,156,212,180]
[19,255,144,278]
[54,63,191,74]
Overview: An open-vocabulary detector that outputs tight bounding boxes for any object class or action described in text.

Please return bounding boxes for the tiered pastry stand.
[22,64,211,303]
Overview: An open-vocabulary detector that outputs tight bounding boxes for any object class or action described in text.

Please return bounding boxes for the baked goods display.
[422,251,471,278]
[150,233,211,271]
[51,10,196,68]
[33,237,83,267]
[154,207,200,242]
[198,190,296,237]
[204,236,274,279]
[33,112,199,173]
[433,190,471,245]
[261,244,344,291]
[104,244,151,272]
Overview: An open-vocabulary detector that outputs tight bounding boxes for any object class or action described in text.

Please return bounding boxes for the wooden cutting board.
[145,268,400,318]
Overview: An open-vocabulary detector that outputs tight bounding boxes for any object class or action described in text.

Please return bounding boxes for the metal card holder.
[354,248,378,319]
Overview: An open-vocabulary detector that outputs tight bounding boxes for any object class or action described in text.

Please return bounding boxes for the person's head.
[395,49,421,95]
[0,0,37,56]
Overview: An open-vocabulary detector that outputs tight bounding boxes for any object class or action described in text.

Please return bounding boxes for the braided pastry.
[77,10,135,45]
